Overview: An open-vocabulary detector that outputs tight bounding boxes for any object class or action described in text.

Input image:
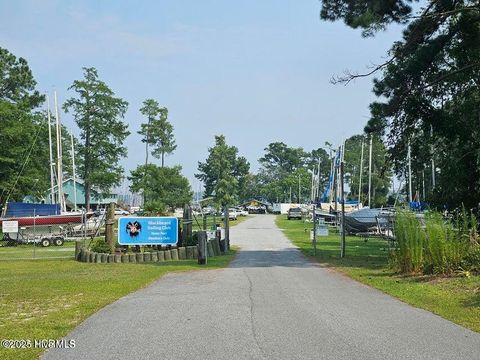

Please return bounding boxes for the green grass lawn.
[0,242,76,260]
[0,251,236,360]
[276,215,480,333]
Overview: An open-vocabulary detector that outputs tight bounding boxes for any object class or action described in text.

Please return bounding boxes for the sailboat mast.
[54,91,65,212]
[46,95,56,204]
[310,167,315,203]
[408,143,413,203]
[358,138,364,206]
[316,157,321,202]
[430,125,436,189]
[368,136,373,208]
[71,132,77,212]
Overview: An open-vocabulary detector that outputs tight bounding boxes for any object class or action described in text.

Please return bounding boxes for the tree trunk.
[161,151,165,168]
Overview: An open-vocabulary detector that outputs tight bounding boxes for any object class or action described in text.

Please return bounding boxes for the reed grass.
[392,209,473,275]
[392,209,424,273]
[424,212,467,274]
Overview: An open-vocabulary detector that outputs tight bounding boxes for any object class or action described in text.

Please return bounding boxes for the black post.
[340,161,346,258]
[224,206,230,252]
[197,231,207,264]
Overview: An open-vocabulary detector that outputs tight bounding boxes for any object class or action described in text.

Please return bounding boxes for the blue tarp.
[409,201,428,211]
[5,202,61,217]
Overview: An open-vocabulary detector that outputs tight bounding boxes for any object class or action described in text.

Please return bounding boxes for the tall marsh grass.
[424,212,467,274]
[392,209,472,275]
[392,209,425,273]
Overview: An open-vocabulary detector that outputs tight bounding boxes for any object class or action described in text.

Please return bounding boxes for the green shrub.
[462,245,480,273]
[183,231,199,246]
[89,238,111,254]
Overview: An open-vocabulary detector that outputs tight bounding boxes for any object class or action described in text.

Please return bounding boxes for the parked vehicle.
[235,207,249,216]
[287,207,303,220]
[115,208,129,215]
[94,208,129,216]
[247,205,266,214]
[221,208,238,220]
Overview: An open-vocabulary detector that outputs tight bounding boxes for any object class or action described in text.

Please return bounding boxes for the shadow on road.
[229,248,316,268]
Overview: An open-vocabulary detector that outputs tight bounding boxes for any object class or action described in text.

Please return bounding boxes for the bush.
[89,238,111,254]
[462,245,480,273]
[183,231,199,247]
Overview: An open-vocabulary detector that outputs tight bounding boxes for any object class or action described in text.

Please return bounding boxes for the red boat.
[0,202,94,228]
[0,212,93,227]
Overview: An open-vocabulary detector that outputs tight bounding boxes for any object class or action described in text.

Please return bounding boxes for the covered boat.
[344,208,391,234]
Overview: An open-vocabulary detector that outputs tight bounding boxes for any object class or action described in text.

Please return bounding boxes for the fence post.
[182,205,193,246]
[223,206,230,252]
[197,231,207,265]
[105,202,115,254]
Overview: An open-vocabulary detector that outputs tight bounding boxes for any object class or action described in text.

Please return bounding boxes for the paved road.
[43,215,480,360]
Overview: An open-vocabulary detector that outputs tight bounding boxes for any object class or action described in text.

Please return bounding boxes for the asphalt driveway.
[43,215,480,360]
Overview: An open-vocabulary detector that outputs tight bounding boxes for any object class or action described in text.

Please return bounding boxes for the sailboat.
[0,203,87,226]
[0,92,92,231]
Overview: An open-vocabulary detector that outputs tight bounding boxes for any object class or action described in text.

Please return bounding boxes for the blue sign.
[118,217,178,245]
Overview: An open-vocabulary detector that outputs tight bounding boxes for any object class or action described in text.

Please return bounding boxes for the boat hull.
[0,213,93,227]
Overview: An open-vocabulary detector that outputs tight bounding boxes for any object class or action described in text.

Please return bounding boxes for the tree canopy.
[63,67,129,210]
[0,47,48,206]
[138,99,176,168]
[320,0,480,209]
[257,142,330,203]
[129,164,192,211]
[196,135,250,206]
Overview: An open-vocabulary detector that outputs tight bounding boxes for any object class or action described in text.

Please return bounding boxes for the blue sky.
[1,0,402,193]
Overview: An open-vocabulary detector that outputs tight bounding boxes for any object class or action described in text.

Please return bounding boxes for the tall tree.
[63,67,129,210]
[257,142,330,203]
[138,99,176,168]
[129,164,192,211]
[196,135,250,206]
[319,1,480,209]
[0,47,47,207]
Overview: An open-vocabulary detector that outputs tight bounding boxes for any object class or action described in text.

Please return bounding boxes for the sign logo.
[118,217,178,245]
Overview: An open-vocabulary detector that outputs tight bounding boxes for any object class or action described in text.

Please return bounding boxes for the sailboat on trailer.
[0,92,92,229]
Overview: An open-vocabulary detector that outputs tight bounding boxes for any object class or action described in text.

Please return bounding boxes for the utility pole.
[368,135,373,208]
